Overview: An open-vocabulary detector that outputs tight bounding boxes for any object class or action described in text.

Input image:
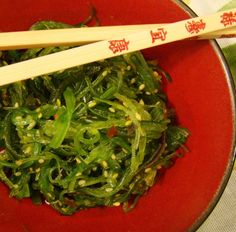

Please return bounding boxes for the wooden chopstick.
[0,24,235,50]
[0,8,236,87]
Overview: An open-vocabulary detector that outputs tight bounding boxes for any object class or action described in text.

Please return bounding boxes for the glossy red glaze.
[0,0,235,231]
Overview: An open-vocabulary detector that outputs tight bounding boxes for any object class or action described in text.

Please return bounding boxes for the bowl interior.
[0,0,235,232]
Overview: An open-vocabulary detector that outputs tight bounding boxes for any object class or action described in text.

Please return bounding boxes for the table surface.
[183,0,236,231]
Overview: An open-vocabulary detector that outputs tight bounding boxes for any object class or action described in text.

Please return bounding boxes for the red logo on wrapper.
[185,19,206,34]
[108,39,129,54]
[220,11,236,27]
[150,28,167,43]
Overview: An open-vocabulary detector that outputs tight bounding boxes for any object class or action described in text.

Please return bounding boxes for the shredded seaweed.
[0,19,188,215]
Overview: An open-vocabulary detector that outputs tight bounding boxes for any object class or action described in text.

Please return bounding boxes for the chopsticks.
[0,24,235,50]
[0,8,236,87]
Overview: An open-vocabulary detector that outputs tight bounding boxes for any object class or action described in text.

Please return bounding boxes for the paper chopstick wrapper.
[0,8,236,86]
[0,25,235,50]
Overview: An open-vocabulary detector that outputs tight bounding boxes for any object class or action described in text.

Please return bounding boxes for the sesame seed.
[47,193,53,198]
[45,200,50,205]
[145,91,151,95]
[15,172,22,176]
[27,121,36,130]
[145,168,152,173]
[13,184,19,189]
[123,102,128,107]
[154,89,158,93]
[135,112,142,121]
[61,208,68,213]
[105,188,113,192]
[139,84,145,91]
[36,168,41,173]
[88,100,97,108]
[56,99,61,107]
[16,160,23,166]
[75,158,81,164]
[78,180,86,186]
[113,202,120,206]
[76,172,82,177]
[112,173,119,179]
[139,99,145,105]
[153,71,159,77]
[109,107,115,113]
[102,70,108,76]
[44,200,50,205]
[127,65,131,71]
[103,170,108,178]
[38,159,45,164]
[58,201,63,206]
[24,146,32,154]
[102,161,108,168]
[182,130,189,137]
[122,148,128,154]
[38,113,43,119]
[111,154,116,160]
[130,78,136,84]
[92,167,97,171]
[14,102,19,108]
[15,116,22,121]
[125,120,132,126]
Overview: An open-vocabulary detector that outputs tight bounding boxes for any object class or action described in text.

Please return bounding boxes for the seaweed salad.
[0,16,188,215]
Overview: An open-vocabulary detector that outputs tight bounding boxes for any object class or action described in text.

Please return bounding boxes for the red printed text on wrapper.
[108,39,130,54]
[185,19,206,34]
[150,28,167,43]
[220,11,236,27]
[220,34,236,38]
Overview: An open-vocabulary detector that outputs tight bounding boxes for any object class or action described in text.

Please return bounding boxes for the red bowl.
[0,0,235,231]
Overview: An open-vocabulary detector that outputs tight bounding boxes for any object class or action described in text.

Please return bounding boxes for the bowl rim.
[174,0,236,231]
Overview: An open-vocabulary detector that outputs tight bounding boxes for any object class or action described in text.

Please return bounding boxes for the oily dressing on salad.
[0,19,188,215]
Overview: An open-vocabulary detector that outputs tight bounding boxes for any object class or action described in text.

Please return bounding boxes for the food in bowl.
[0,19,188,215]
